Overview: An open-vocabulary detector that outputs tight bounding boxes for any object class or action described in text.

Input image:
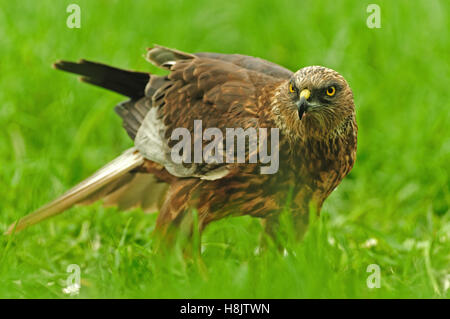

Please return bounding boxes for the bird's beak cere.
[297,89,311,120]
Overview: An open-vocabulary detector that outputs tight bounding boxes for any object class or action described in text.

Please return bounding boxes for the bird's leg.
[152,207,205,257]
[152,210,192,251]
[260,210,310,251]
[152,179,204,257]
[259,216,282,251]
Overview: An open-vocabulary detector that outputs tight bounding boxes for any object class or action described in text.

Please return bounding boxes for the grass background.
[0,0,448,298]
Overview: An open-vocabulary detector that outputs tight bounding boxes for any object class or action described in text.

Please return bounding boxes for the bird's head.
[274,66,355,139]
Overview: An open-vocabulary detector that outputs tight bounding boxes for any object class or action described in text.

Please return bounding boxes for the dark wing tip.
[52,60,65,69]
[52,60,81,74]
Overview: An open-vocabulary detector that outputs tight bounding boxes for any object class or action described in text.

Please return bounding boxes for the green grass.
[0,0,449,298]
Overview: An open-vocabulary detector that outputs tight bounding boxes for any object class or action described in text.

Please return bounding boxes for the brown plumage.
[8,45,357,245]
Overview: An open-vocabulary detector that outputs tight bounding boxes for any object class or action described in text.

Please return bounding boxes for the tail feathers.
[7,148,145,234]
[53,59,150,99]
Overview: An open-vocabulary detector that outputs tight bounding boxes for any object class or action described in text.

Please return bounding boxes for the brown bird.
[8,45,357,245]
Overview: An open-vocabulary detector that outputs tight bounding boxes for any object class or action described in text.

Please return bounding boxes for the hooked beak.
[296,89,311,120]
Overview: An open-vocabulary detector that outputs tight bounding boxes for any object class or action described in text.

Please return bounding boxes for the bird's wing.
[194,52,293,79]
[134,45,284,179]
[8,46,287,233]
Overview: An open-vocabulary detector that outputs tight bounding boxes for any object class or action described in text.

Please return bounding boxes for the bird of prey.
[8,45,357,245]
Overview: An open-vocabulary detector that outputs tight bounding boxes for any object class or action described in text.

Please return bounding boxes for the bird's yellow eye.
[289,83,295,93]
[326,86,336,96]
